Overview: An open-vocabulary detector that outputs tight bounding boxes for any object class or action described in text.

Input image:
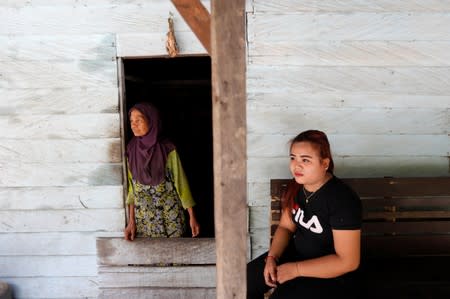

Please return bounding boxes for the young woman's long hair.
[281,130,335,210]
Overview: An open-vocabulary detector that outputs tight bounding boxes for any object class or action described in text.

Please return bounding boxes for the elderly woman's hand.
[124,221,136,241]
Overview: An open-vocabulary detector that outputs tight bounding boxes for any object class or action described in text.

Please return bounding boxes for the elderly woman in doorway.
[124,102,200,240]
[247,130,362,299]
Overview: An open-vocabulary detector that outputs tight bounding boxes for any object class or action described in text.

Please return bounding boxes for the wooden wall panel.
[0,114,120,139]
[247,66,450,95]
[0,163,122,187]
[249,41,450,66]
[0,139,121,163]
[0,209,124,232]
[252,0,450,13]
[2,277,98,298]
[0,87,118,115]
[0,186,123,210]
[0,34,115,61]
[248,134,449,157]
[0,256,97,276]
[0,232,98,255]
[99,266,216,288]
[247,107,448,135]
[0,60,117,89]
[116,32,207,57]
[248,13,450,41]
[99,288,215,299]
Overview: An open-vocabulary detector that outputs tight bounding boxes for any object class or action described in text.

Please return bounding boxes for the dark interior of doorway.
[123,56,214,237]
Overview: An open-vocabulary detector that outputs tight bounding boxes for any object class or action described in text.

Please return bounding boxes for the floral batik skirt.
[133,178,186,237]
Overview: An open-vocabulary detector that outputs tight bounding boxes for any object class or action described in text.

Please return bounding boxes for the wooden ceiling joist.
[171,0,211,54]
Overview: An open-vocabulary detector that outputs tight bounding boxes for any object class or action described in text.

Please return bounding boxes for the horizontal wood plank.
[247,134,449,157]
[99,287,215,299]
[346,177,450,197]
[0,60,117,89]
[98,265,215,288]
[2,276,98,298]
[0,232,98,255]
[0,139,121,163]
[116,32,207,57]
[248,157,448,183]
[247,66,450,95]
[249,41,450,67]
[253,0,450,12]
[362,235,450,257]
[0,114,120,139]
[248,106,448,135]
[0,87,118,115]
[248,13,450,41]
[247,93,450,108]
[0,2,209,35]
[363,222,450,235]
[0,186,123,210]
[0,256,97,276]
[0,209,124,232]
[96,237,216,265]
[0,34,115,61]
[0,163,122,187]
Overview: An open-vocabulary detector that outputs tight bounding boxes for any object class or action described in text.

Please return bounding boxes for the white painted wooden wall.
[0,1,206,298]
[246,0,450,257]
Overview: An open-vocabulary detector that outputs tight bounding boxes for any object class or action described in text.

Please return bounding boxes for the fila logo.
[292,208,323,234]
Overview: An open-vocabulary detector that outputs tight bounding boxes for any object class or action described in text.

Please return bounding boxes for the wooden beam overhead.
[211,0,247,298]
[171,0,211,54]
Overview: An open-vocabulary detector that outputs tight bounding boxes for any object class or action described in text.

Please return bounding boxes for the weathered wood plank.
[116,32,206,57]
[96,237,216,265]
[0,256,97,276]
[0,2,205,35]
[98,265,215,288]
[247,93,450,109]
[248,13,450,41]
[0,114,120,139]
[249,227,270,258]
[247,107,448,135]
[0,60,117,89]
[249,206,269,230]
[0,209,124,232]
[0,34,115,61]
[247,66,450,95]
[99,287,215,299]
[0,186,123,210]
[247,181,270,207]
[249,41,450,67]
[0,87,118,115]
[0,163,122,187]
[2,276,98,298]
[0,139,121,163]
[0,232,98,255]
[253,0,450,12]
[247,156,449,183]
[211,0,247,297]
[247,134,449,157]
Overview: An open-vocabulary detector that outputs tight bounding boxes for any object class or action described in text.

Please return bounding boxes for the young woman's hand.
[263,258,278,287]
[124,221,136,241]
[276,262,299,284]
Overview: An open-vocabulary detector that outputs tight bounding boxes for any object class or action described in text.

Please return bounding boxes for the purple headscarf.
[126,103,175,186]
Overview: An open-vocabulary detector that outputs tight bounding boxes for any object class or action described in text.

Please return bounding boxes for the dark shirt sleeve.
[329,183,362,230]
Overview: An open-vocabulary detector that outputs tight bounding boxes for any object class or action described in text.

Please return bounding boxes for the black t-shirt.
[291,176,362,260]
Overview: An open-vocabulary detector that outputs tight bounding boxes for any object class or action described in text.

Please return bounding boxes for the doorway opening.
[122,56,214,237]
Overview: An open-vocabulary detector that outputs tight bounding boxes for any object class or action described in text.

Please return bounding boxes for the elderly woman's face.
[130,109,150,137]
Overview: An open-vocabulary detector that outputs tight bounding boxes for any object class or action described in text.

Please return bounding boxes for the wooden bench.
[270,177,450,298]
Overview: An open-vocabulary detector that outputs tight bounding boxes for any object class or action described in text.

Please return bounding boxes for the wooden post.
[211,1,247,298]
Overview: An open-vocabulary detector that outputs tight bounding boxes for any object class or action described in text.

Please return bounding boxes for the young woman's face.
[289,141,330,188]
[130,109,150,137]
